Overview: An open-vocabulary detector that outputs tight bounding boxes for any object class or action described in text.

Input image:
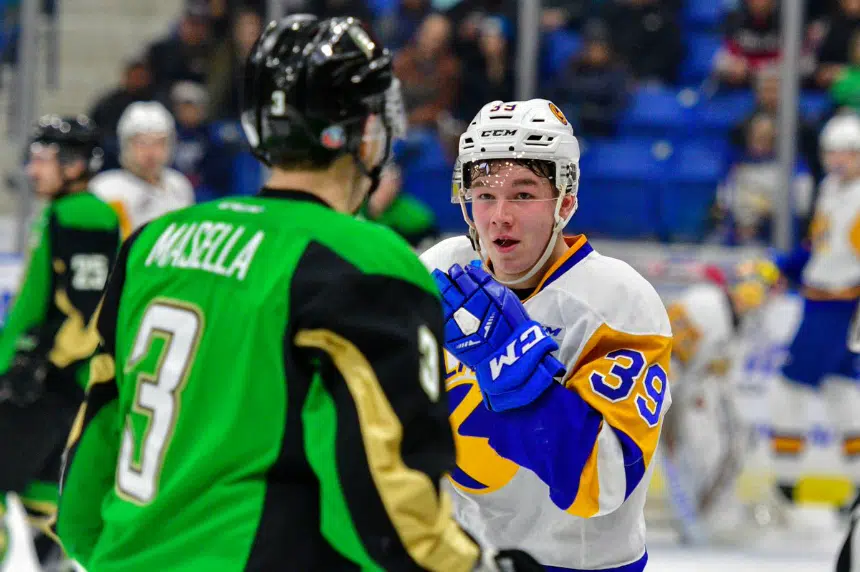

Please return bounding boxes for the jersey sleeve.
[291,241,479,572]
[56,226,140,566]
[478,298,672,518]
[0,209,52,373]
[90,174,134,239]
[561,309,672,518]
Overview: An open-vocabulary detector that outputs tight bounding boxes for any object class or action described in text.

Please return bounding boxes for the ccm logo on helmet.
[481,129,517,137]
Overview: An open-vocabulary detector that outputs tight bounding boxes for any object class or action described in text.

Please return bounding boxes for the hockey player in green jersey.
[0,115,121,565]
[56,15,542,572]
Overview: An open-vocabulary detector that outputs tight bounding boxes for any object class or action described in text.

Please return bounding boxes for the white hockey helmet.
[452,98,580,286]
[117,101,176,165]
[820,112,860,152]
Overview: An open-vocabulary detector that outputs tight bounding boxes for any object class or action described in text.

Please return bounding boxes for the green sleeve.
[831,69,859,107]
[372,195,435,236]
[0,210,52,373]
[57,393,119,567]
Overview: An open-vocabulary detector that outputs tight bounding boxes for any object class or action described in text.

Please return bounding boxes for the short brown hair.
[467,158,557,193]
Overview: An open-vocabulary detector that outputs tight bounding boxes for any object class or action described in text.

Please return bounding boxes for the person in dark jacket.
[604,0,683,86]
[551,20,630,137]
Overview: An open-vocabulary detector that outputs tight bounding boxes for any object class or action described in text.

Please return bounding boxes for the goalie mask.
[452,99,581,286]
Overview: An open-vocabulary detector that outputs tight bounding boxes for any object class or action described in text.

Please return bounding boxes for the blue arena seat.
[618,87,694,138]
[576,179,662,239]
[684,0,726,30]
[681,33,722,85]
[580,138,670,181]
[542,29,582,80]
[695,90,755,134]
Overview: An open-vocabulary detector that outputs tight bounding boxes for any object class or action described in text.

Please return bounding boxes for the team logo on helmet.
[320,125,346,149]
[548,102,568,126]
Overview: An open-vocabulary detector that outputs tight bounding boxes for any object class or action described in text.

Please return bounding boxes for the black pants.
[0,391,79,493]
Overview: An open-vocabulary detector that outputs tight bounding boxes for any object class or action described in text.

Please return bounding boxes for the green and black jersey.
[0,191,121,390]
[57,189,480,571]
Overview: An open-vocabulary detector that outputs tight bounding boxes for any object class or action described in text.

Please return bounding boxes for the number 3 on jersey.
[117,301,204,505]
[589,349,667,428]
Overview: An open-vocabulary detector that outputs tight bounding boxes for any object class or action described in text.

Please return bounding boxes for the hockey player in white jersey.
[90,101,195,238]
[770,112,860,507]
[421,99,672,571]
[661,260,782,543]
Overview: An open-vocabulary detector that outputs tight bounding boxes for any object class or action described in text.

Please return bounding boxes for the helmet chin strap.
[462,192,576,288]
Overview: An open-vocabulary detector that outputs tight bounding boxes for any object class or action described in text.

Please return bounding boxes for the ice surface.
[646,504,845,571]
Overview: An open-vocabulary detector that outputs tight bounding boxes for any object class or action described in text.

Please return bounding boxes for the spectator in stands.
[445,0,516,71]
[550,20,630,137]
[714,0,813,89]
[815,0,860,89]
[145,0,213,98]
[207,5,262,120]
[276,0,373,20]
[171,81,242,202]
[205,0,265,38]
[541,0,599,32]
[731,66,823,181]
[455,16,514,121]
[832,30,860,111]
[88,58,155,170]
[715,112,814,245]
[307,0,374,21]
[715,0,780,88]
[806,0,836,24]
[603,0,683,86]
[393,12,460,130]
[376,0,433,52]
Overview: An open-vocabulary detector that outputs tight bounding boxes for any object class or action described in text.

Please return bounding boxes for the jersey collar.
[258,187,333,209]
[524,235,593,301]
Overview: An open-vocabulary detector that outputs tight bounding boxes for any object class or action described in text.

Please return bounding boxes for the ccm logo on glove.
[489,324,546,380]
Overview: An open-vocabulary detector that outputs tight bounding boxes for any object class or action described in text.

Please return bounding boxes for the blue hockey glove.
[432,262,529,369]
[432,263,566,412]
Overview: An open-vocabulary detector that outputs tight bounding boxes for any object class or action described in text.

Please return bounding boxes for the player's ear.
[559,192,575,219]
[358,114,386,169]
[62,158,87,182]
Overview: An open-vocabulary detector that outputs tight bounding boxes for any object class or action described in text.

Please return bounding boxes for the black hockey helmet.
[241,14,403,186]
[29,114,104,177]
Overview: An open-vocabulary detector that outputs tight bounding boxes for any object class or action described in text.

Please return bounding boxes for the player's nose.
[490,198,515,225]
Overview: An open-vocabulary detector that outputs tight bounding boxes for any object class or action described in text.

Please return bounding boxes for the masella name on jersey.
[144,220,265,281]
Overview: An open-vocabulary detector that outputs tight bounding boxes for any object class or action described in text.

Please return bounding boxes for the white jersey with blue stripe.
[802,175,860,298]
[421,235,672,571]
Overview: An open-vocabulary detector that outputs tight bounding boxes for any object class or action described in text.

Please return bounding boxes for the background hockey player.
[56,15,541,572]
[421,98,672,571]
[769,112,860,509]
[0,115,121,566]
[660,259,783,544]
[90,100,195,239]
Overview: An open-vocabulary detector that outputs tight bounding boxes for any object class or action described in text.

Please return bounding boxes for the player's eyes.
[475,193,495,201]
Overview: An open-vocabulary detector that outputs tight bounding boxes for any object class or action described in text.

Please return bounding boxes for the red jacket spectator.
[716,0,782,87]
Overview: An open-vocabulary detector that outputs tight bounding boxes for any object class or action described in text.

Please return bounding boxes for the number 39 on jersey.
[589,349,668,428]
